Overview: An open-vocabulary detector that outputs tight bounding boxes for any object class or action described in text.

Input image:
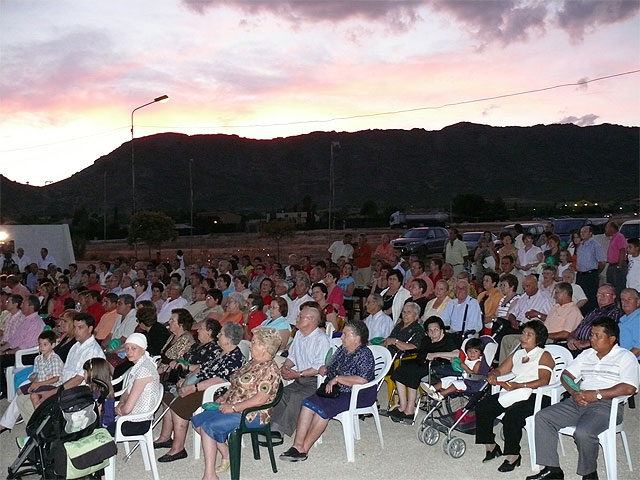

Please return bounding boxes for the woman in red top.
[428,258,443,285]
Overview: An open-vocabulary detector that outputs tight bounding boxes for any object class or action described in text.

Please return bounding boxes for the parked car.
[502,223,546,243]
[390,227,449,257]
[552,217,609,244]
[461,231,498,256]
[620,220,640,239]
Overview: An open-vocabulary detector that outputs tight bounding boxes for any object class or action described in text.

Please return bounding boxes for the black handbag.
[316,379,340,398]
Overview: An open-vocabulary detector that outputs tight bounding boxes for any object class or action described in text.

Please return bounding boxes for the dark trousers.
[0,353,16,395]
[576,270,599,314]
[606,264,627,297]
[475,392,543,456]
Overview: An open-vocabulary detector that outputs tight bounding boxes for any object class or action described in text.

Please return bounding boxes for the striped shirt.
[571,304,622,341]
[33,351,64,386]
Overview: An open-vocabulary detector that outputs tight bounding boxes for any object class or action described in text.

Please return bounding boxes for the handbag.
[316,379,340,398]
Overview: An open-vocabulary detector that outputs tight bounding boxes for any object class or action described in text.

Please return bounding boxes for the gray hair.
[403,301,421,319]
[119,294,135,308]
[252,327,282,357]
[561,269,576,281]
[541,264,557,274]
[555,282,573,298]
[370,293,384,309]
[227,292,246,310]
[621,287,640,300]
[221,322,243,346]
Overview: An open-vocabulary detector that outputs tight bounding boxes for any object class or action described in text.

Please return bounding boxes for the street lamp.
[130,94,168,214]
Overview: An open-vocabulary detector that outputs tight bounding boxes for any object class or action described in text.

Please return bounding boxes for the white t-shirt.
[627,254,640,291]
[328,241,354,263]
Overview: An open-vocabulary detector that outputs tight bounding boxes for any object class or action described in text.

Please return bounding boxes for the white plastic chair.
[5,346,38,401]
[105,382,164,480]
[554,361,639,480]
[325,322,335,338]
[522,344,575,471]
[192,381,232,459]
[319,345,393,462]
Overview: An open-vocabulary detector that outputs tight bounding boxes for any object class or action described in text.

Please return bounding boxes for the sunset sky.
[1,0,639,186]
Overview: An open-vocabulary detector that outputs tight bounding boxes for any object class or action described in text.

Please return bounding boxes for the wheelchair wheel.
[447,437,466,459]
[421,426,440,446]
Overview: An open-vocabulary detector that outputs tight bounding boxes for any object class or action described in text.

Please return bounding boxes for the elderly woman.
[475,320,554,472]
[380,269,411,322]
[191,327,281,480]
[158,309,195,371]
[389,315,459,420]
[259,297,291,349]
[155,322,244,462]
[220,292,244,325]
[538,265,557,297]
[280,321,375,462]
[422,279,452,321]
[109,333,162,436]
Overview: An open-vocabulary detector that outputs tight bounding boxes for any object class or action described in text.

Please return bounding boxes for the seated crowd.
[0,224,638,480]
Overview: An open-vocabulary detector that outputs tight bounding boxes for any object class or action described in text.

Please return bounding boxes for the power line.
[2,68,638,152]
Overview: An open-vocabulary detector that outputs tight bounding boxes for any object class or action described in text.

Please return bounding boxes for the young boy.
[0,330,63,433]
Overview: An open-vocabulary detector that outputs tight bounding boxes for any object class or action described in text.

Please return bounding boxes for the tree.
[128,211,177,258]
[452,194,486,221]
[260,219,296,262]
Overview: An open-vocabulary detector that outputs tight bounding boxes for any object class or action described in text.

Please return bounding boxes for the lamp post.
[130,94,168,215]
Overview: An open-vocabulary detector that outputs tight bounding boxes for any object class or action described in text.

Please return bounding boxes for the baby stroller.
[7,384,116,480]
[415,335,498,458]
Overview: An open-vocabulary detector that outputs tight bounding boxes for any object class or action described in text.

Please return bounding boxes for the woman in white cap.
[110,332,161,436]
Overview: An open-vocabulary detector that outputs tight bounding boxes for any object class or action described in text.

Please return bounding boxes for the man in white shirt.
[440,279,482,334]
[560,269,587,309]
[626,238,640,291]
[270,305,331,440]
[157,283,189,324]
[14,248,31,273]
[444,229,468,276]
[37,247,56,270]
[498,275,553,361]
[363,294,394,340]
[528,316,638,480]
[328,233,354,263]
[18,312,105,421]
[103,294,138,347]
[286,277,312,326]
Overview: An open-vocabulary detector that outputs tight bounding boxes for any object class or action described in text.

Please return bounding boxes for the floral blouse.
[326,344,375,393]
[196,346,244,383]
[161,332,195,362]
[184,341,220,366]
[224,359,281,424]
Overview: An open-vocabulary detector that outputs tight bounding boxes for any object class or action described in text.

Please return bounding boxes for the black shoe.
[157,449,187,462]
[0,427,10,435]
[582,472,598,480]
[497,455,521,472]
[279,447,307,462]
[482,444,502,463]
[153,439,173,449]
[388,408,403,417]
[257,430,283,447]
[525,467,565,480]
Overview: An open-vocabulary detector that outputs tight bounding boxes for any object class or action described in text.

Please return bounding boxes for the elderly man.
[284,254,298,279]
[0,295,44,398]
[157,283,189,324]
[186,285,209,323]
[269,305,331,442]
[576,225,606,314]
[619,288,640,358]
[118,274,135,296]
[441,262,456,298]
[105,272,122,295]
[6,275,29,301]
[500,255,524,294]
[497,275,553,361]
[373,234,395,264]
[405,260,434,298]
[445,229,468,276]
[18,312,105,419]
[440,279,482,336]
[363,293,394,340]
[328,233,354,263]
[286,275,312,326]
[527,317,638,480]
[561,269,587,310]
[14,248,31,274]
[182,272,203,302]
[567,284,622,356]
[544,282,583,342]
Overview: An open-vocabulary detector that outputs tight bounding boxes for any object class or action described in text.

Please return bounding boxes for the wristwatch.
[596,390,603,400]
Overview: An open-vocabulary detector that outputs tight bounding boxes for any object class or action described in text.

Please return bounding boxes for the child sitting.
[424,338,484,401]
[83,358,116,431]
[0,330,64,434]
